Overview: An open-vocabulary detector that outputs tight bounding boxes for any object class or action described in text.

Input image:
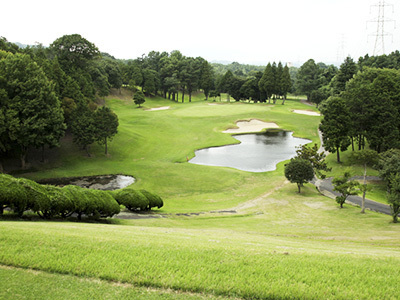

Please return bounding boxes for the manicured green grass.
[3,91,399,299]
[20,94,321,213]
[0,266,232,300]
[1,212,399,300]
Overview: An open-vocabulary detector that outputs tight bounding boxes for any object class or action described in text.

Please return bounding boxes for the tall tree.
[280,64,292,103]
[319,97,351,163]
[349,150,379,213]
[71,106,96,157]
[343,68,400,152]
[259,63,274,102]
[218,70,234,101]
[94,106,119,155]
[50,34,100,71]
[296,59,321,101]
[200,60,214,101]
[333,56,357,94]
[387,173,400,223]
[0,52,65,168]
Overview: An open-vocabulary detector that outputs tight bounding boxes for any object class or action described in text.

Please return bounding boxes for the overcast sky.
[2,0,400,66]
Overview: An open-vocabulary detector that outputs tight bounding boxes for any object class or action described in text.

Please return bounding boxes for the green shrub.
[113,188,148,211]
[140,189,164,210]
[62,185,87,220]
[89,189,120,218]
[40,185,75,218]
[0,174,28,216]
[18,178,51,218]
[80,189,99,219]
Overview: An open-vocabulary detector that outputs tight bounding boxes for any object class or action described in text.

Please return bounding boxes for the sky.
[2,0,400,66]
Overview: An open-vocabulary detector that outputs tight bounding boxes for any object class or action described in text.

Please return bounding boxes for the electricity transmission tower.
[368,0,396,56]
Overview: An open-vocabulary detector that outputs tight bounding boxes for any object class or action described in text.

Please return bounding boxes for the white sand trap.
[146,106,170,111]
[292,109,321,116]
[223,119,279,134]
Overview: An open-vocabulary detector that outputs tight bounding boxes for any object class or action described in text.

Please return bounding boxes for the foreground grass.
[0,266,233,300]
[4,92,399,299]
[0,213,399,300]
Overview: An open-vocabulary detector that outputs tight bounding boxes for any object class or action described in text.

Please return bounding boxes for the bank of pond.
[0,174,162,220]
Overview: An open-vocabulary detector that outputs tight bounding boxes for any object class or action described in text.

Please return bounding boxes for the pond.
[189,131,310,172]
[38,174,135,190]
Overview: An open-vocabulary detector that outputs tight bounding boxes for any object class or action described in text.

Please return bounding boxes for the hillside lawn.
[1,91,399,299]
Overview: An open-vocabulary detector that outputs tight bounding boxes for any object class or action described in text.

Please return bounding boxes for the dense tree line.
[319,67,400,162]
[296,50,400,106]
[0,35,120,170]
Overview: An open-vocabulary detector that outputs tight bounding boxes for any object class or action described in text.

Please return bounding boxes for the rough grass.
[3,91,399,299]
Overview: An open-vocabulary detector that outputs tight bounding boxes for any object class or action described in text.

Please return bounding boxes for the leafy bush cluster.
[0,174,120,219]
[112,188,163,212]
[0,174,164,219]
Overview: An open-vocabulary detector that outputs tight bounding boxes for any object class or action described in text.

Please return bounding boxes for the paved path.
[303,99,393,215]
[313,176,392,215]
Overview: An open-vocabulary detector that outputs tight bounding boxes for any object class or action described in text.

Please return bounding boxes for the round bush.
[113,188,148,211]
[140,189,164,210]
[17,178,51,218]
[0,174,28,216]
[62,185,90,220]
[89,189,120,218]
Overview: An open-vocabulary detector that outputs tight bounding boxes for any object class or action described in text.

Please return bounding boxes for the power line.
[367,0,396,56]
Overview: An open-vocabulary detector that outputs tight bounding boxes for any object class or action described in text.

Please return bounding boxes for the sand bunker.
[292,110,321,116]
[223,119,279,134]
[146,106,170,111]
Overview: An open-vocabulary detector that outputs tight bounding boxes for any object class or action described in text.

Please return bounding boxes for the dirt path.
[227,180,290,212]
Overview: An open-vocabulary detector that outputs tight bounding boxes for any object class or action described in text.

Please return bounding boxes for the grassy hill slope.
[1,92,399,299]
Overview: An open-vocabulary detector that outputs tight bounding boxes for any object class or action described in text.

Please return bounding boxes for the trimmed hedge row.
[0,174,163,219]
[0,174,120,219]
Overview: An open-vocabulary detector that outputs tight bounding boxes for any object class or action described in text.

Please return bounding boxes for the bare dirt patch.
[223,119,279,134]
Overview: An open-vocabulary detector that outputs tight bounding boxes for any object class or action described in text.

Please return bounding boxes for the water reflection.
[189,131,310,172]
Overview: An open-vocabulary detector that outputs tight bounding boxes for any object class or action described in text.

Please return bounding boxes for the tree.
[295,143,331,178]
[333,56,357,94]
[343,68,400,152]
[71,106,97,157]
[259,63,274,102]
[284,158,314,193]
[0,52,66,168]
[240,77,260,102]
[133,90,145,107]
[142,68,159,96]
[184,57,201,102]
[332,171,360,208]
[94,106,119,155]
[200,60,214,100]
[349,150,379,213]
[218,70,234,101]
[50,34,100,71]
[319,97,351,163]
[376,149,400,185]
[280,65,292,103]
[387,174,400,223]
[296,59,321,101]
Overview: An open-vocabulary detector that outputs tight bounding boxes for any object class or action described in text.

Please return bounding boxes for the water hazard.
[189,131,310,172]
[38,174,135,190]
